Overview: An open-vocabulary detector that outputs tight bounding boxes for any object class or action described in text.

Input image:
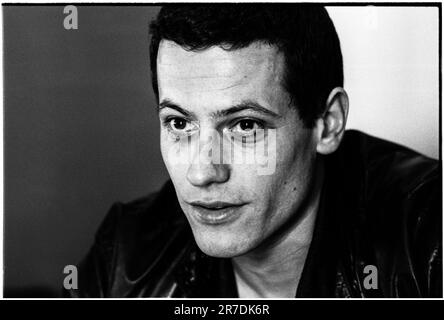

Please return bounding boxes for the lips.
[188,201,245,225]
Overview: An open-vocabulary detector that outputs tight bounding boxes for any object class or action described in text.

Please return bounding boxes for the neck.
[232,160,324,298]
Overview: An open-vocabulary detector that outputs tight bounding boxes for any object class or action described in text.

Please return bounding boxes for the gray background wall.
[3,5,439,297]
[4,6,165,296]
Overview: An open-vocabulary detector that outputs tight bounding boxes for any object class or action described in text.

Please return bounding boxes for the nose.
[186,162,230,187]
[186,134,230,187]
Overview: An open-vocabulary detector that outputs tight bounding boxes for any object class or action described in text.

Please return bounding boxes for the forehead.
[156,40,288,109]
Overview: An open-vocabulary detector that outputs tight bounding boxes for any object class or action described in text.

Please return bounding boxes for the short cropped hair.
[149,5,343,128]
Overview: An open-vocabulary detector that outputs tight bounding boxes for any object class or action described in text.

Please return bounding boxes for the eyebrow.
[158,99,281,119]
[158,99,196,118]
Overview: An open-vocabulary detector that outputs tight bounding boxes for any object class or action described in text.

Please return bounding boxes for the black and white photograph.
[2,2,442,302]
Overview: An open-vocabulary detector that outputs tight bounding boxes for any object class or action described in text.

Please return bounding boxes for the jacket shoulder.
[340,130,441,297]
[342,130,439,195]
[70,180,190,297]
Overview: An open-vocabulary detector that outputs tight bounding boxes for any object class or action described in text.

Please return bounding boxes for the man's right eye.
[163,117,198,136]
[170,118,187,130]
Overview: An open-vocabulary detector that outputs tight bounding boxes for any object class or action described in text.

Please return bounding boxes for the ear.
[315,87,349,155]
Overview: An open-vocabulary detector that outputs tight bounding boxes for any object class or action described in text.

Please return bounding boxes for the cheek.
[234,168,275,209]
[256,129,315,211]
[276,125,315,168]
[160,135,172,171]
[160,135,186,183]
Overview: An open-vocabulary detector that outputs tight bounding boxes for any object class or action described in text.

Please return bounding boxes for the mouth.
[188,201,246,225]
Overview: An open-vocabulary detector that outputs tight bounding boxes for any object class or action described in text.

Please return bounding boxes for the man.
[69,5,441,298]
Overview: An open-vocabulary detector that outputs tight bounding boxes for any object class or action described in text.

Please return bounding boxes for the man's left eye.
[231,119,264,135]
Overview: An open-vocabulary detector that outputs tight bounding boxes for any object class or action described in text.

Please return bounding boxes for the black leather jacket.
[68,130,442,298]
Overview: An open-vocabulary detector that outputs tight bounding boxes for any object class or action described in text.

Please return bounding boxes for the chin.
[192,231,252,258]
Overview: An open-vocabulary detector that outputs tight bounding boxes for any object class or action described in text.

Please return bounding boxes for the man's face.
[157,40,318,258]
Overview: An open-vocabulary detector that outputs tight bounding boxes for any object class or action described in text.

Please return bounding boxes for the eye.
[163,117,198,136]
[231,119,264,136]
[170,118,187,130]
